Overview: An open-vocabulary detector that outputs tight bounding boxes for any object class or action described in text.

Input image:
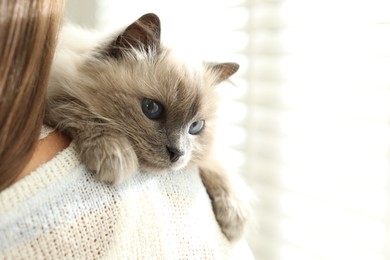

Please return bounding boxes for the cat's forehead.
[137,53,218,120]
[150,71,210,121]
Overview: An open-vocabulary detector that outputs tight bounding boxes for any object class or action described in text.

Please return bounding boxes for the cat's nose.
[166,146,184,163]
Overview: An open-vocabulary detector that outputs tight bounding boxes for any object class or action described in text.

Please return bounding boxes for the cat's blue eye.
[142,98,163,120]
[189,120,205,135]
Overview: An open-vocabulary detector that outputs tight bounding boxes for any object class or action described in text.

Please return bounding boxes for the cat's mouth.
[169,159,188,171]
[138,156,189,173]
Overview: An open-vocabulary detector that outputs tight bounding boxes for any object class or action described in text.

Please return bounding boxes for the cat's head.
[77,13,239,173]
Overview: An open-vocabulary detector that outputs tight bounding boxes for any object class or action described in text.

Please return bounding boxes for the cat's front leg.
[199,160,251,242]
[74,131,138,184]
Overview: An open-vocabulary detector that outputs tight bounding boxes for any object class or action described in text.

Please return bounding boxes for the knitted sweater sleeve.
[0,142,253,259]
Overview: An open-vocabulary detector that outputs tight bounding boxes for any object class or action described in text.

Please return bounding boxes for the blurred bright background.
[65,0,390,259]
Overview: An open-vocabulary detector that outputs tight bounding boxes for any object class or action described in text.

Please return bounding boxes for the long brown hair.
[0,0,64,191]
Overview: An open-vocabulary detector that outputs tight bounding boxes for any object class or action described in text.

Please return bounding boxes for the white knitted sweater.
[0,131,253,259]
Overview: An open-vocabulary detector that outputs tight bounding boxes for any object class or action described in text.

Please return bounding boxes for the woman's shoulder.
[0,135,237,259]
[0,138,79,214]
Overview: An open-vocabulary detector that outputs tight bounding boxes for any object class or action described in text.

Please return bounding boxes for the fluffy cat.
[45,13,250,242]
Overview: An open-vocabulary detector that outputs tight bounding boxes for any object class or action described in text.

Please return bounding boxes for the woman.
[0,0,66,190]
[0,0,253,258]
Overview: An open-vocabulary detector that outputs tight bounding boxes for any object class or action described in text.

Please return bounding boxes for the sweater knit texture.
[0,128,250,259]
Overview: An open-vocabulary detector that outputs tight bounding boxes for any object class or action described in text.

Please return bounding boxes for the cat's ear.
[206,62,240,84]
[107,13,161,58]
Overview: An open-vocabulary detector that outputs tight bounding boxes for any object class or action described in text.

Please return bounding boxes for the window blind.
[66,0,390,259]
[241,0,390,259]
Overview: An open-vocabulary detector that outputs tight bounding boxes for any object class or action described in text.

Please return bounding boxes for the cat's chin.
[169,156,191,172]
[139,160,188,174]
[169,163,187,172]
[139,165,186,175]
[140,168,168,175]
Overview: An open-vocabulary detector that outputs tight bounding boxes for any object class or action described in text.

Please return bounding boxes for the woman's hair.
[0,0,64,190]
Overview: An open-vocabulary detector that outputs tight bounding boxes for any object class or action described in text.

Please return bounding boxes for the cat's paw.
[212,193,251,242]
[78,135,138,184]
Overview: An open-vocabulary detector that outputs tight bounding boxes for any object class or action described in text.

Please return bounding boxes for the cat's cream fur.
[45,13,250,241]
